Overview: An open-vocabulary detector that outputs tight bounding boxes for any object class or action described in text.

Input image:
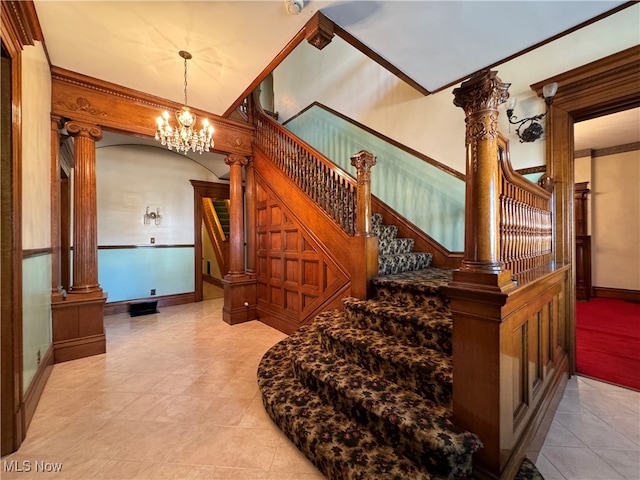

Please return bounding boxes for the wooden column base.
[222,274,257,325]
[52,293,106,363]
[450,269,517,293]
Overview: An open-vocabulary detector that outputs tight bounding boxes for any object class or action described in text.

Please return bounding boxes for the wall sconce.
[143,207,162,225]
[506,82,558,143]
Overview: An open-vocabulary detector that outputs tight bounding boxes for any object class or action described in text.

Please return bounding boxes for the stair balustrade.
[255,108,358,236]
[498,135,553,276]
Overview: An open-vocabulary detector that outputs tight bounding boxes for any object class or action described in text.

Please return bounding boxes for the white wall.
[96,144,220,302]
[96,144,218,245]
[21,42,52,392]
[274,4,640,173]
[590,150,640,291]
[22,43,51,249]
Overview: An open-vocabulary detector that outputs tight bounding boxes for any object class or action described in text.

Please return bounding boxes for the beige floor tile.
[16,299,638,480]
[66,419,148,460]
[541,446,624,479]
[89,459,156,480]
[17,416,108,457]
[112,422,196,463]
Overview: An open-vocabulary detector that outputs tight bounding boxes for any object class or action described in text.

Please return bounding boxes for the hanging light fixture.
[155,51,214,154]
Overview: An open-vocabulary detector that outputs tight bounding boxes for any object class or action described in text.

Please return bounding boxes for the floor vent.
[130,300,158,317]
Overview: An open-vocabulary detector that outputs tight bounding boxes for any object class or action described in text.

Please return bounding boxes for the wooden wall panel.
[255,176,349,334]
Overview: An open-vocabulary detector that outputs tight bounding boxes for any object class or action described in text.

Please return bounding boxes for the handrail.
[498,134,553,275]
[253,99,358,236]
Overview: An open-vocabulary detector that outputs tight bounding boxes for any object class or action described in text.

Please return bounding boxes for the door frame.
[532,45,640,372]
[191,180,230,302]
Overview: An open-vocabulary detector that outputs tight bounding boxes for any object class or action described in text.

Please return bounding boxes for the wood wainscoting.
[254,161,351,334]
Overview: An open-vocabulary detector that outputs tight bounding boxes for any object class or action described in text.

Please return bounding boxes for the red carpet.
[576,297,640,391]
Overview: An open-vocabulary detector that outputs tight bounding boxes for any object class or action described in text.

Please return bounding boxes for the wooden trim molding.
[190,180,231,302]
[104,292,196,315]
[576,142,640,158]
[23,344,53,431]
[533,44,640,378]
[432,2,636,95]
[223,27,307,118]
[51,67,254,156]
[331,18,431,97]
[592,287,640,303]
[22,247,52,258]
[2,1,43,47]
[1,6,26,456]
[98,244,194,250]
[515,165,547,176]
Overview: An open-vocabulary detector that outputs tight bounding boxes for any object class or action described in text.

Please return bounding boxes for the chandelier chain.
[183,57,188,106]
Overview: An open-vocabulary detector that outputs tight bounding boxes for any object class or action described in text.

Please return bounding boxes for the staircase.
[374,213,433,275]
[211,199,230,238]
[258,265,483,479]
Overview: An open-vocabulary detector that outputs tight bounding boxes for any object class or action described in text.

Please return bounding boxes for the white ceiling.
[34,0,627,117]
[575,108,640,151]
[36,1,636,176]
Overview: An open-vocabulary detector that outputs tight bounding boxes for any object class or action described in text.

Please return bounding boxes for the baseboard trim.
[23,344,54,430]
[54,333,106,364]
[203,274,223,288]
[104,292,196,315]
[592,287,640,303]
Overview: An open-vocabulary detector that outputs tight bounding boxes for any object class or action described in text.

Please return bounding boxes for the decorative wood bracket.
[305,12,334,50]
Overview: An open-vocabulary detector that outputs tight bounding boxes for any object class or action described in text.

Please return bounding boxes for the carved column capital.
[224,154,248,167]
[65,120,102,141]
[453,70,510,116]
[350,150,377,185]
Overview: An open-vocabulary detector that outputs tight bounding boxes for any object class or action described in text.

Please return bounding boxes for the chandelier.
[155,51,214,154]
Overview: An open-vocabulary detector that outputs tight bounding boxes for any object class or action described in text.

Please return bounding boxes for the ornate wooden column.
[221,154,256,325]
[245,156,256,276]
[350,150,378,298]
[51,120,106,363]
[451,70,514,291]
[445,70,515,478]
[67,121,103,296]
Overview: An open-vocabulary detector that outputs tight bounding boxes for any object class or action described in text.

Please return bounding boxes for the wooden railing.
[498,135,553,276]
[202,198,229,275]
[255,109,358,236]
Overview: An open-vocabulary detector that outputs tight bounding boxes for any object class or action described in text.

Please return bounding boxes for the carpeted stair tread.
[258,338,432,480]
[378,237,415,255]
[378,252,433,276]
[373,267,453,309]
[288,325,482,479]
[342,298,452,354]
[313,311,452,406]
[514,457,545,480]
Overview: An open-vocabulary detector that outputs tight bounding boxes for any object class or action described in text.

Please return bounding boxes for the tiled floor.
[2,299,638,479]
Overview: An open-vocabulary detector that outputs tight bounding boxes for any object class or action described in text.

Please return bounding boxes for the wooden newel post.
[452,70,514,291]
[351,150,376,236]
[350,150,378,298]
